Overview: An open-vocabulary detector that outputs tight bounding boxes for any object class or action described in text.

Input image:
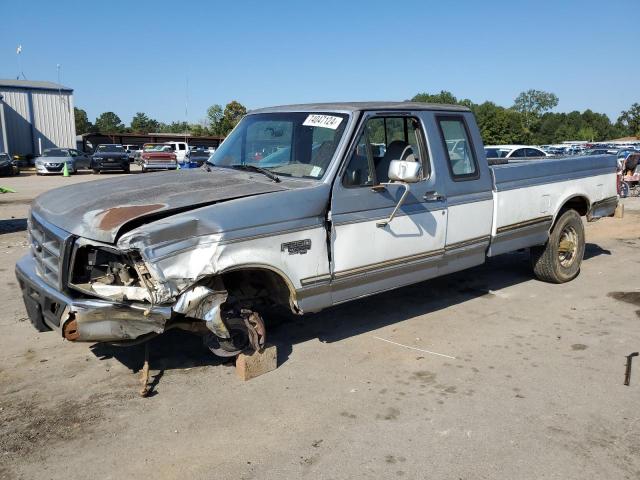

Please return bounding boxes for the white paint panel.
[332,210,447,274]
[445,199,493,245]
[494,173,616,234]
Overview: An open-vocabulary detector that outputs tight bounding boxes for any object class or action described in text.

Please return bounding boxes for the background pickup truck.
[16,102,619,357]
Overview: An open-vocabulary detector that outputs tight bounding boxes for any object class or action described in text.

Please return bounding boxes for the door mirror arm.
[373,182,411,228]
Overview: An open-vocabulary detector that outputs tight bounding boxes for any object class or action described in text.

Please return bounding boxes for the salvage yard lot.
[1,172,639,480]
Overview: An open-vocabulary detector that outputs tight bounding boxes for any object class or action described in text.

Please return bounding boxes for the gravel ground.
[1,171,639,480]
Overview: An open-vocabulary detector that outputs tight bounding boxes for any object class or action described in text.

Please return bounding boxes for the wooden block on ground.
[236,344,277,381]
[614,203,624,218]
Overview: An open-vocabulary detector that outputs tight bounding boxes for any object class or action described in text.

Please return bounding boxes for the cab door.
[329,112,447,304]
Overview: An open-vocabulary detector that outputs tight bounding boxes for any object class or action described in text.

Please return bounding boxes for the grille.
[29,214,71,289]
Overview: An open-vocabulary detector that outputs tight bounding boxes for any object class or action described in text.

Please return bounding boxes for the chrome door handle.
[423,191,445,202]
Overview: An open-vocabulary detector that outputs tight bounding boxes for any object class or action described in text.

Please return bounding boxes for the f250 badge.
[281,239,311,255]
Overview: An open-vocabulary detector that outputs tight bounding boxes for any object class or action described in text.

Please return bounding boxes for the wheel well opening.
[559,196,589,218]
[220,268,295,313]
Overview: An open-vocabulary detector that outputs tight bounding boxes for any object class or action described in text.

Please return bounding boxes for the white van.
[164,141,189,162]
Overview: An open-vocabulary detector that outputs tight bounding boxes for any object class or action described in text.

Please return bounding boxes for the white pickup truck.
[16,102,619,356]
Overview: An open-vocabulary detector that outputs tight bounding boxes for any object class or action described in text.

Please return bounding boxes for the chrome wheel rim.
[558,225,578,267]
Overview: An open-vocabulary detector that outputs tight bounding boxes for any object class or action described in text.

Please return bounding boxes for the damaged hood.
[32,168,289,243]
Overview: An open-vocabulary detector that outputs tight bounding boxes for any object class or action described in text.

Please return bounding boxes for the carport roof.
[0,79,73,92]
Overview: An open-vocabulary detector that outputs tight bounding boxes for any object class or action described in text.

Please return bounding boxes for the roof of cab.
[250,101,471,114]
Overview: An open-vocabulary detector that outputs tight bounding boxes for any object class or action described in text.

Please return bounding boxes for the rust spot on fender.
[97,204,165,230]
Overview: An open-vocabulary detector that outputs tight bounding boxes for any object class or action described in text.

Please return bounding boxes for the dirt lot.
[1,170,639,480]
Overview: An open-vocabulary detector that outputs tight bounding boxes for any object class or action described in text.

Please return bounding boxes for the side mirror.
[388,159,421,183]
[372,159,422,228]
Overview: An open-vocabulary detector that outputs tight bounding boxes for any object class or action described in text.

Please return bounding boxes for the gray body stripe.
[493,165,615,192]
[496,216,553,234]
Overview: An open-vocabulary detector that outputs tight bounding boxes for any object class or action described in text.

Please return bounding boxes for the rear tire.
[530,209,585,283]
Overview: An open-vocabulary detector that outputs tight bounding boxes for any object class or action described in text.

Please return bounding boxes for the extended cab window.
[438,117,478,179]
[343,116,427,187]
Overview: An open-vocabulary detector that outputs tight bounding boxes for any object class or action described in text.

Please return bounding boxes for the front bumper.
[93,160,128,170]
[15,254,172,342]
[141,161,177,170]
[36,163,70,174]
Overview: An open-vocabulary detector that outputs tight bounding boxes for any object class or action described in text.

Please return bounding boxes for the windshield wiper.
[230,164,281,183]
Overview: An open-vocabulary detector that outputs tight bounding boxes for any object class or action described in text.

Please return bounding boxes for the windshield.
[208,112,349,179]
[43,149,70,157]
[96,145,125,153]
[0,153,9,162]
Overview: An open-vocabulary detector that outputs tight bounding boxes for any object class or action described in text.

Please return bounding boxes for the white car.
[485,145,550,159]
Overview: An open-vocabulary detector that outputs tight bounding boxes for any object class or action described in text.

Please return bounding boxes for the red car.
[138,143,178,173]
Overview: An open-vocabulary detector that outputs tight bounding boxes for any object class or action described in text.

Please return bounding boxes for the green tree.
[207,104,224,134]
[513,89,559,130]
[616,103,640,137]
[221,101,247,134]
[74,107,92,135]
[472,102,523,145]
[130,112,161,133]
[411,90,459,104]
[94,112,124,133]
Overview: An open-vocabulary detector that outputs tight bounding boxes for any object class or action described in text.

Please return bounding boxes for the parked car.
[91,144,130,174]
[185,147,210,167]
[35,148,91,175]
[164,141,190,162]
[0,152,19,176]
[16,102,620,360]
[584,148,613,156]
[138,143,178,172]
[484,145,550,159]
[122,144,141,162]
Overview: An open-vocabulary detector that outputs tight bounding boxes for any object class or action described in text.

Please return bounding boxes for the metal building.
[0,79,76,158]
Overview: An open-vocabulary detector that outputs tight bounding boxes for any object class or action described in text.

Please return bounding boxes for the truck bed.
[487,154,618,256]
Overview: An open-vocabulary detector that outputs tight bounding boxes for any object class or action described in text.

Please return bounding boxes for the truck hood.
[32,168,289,243]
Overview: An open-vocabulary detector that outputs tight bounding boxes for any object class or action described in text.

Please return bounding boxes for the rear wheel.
[530,209,585,283]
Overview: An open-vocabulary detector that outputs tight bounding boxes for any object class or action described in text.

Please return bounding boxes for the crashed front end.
[15,211,249,350]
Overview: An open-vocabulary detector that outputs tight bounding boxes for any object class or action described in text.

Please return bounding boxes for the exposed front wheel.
[530,209,585,283]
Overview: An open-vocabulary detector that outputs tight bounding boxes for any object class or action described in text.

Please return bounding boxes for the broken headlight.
[69,244,151,302]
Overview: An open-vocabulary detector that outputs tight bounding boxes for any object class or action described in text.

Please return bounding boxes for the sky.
[1,0,638,125]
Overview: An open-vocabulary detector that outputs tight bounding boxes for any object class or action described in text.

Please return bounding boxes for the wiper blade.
[230,164,281,183]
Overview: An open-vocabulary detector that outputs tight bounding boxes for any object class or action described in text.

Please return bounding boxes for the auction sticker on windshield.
[303,114,343,130]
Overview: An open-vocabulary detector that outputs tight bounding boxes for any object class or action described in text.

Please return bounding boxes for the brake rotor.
[204,310,266,357]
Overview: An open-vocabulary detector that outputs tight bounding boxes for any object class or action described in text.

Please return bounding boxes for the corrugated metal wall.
[0,87,76,156]
[0,88,32,155]
[32,91,75,151]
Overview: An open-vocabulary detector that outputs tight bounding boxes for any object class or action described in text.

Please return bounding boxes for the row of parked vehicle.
[484,143,640,161]
[28,142,216,175]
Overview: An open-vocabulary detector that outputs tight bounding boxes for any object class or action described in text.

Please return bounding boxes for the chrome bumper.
[15,254,172,342]
[141,162,177,170]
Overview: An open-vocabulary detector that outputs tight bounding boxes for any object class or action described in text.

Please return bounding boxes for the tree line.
[74,100,247,137]
[75,92,640,145]
[411,90,640,144]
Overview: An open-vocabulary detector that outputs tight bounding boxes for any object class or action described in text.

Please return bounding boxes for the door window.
[525,148,543,158]
[510,148,526,158]
[437,117,478,179]
[343,116,427,187]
